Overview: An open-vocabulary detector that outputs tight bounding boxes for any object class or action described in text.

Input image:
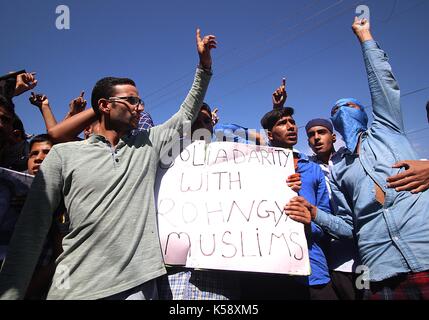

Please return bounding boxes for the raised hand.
[29,92,49,109]
[352,16,373,43]
[211,107,219,125]
[68,91,87,116]
[272,78,287,109]
[196,28,217,70]
[15,72,38,96]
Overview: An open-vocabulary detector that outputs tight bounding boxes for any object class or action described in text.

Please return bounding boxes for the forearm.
[361,39,403,132]
[313,208,354,239]
[62,109,81,122]
[62,112,73,122]
[48,108,96,143]
[153,67,212,151]
[39,104,58,131]
[179,67,212,121]
[355,30,373,43]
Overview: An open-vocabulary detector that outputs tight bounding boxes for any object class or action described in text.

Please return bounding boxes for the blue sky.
[2,0,429,157]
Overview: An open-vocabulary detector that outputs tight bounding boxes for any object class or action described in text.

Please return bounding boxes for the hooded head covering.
[331,98,368,152]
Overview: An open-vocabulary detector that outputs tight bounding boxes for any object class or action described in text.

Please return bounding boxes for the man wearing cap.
[289,17,429,299]
[248,105,337,300]
[305,118,360,300]
[305,119,336,167]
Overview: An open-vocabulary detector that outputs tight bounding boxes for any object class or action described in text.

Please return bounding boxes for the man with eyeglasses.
[288,17,429,300]
[0,29,217,300]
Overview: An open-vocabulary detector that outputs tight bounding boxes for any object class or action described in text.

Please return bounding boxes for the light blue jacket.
[314,40,429,282]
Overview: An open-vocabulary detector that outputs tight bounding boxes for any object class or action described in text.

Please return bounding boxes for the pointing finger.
[196,28,202,42]
[386,171,412,183]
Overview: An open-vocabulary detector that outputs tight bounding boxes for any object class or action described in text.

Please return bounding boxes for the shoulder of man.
[51,139,88,154]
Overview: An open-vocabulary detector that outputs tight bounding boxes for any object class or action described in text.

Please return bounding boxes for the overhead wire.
[142,0,323,100]
[218,0,427,109]
[146,0,346,109]
[148,0,356,111]
[146,0,428,129]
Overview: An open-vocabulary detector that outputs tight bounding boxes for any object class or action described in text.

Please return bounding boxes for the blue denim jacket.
[314,40,429,282]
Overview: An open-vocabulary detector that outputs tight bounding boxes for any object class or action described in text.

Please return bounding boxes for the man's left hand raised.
[196,28,217,70]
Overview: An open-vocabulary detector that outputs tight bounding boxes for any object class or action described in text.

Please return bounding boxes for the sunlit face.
[107,84,144,131]
[27,141,52,175]
[268,115,298,149]
[307,126,336,156]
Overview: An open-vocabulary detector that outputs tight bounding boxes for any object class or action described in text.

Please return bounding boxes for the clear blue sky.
[2,0,429,157]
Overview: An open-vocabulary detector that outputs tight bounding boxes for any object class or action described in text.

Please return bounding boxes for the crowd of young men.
[1,17,429,300]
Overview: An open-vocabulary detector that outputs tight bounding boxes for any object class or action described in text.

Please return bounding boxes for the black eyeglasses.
[108,96,144,106]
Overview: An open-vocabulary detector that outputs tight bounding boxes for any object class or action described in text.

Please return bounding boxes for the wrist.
[273,102,285,110]
[310,205,317,220]
[355,30,373,43]
[198,61,212,72]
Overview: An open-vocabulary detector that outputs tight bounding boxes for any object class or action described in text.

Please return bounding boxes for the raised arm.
[29,92,58,131]
[47,108,97,143]
[272,78,287,109]
[63,91,87,121]
[14,72,38,97]
[353,17,403,133]
[151,28,216,154]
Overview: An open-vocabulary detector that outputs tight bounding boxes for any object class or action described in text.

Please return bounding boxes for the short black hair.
[0,94,15,114]
[91,77,136,117]
[260,107,294,131]
[29,134,53,150]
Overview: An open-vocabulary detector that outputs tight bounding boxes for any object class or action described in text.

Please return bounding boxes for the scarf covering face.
[331,98,368,152]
